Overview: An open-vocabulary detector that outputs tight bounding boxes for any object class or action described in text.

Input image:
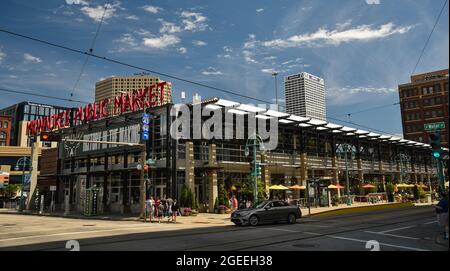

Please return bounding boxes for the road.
[0,206,448,251]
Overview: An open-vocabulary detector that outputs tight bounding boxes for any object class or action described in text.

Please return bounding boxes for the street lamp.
[15,156,31,212]
[245,134,265,205]
[272,72,279,111]
[394,153,410,184]
[336,143,356,206]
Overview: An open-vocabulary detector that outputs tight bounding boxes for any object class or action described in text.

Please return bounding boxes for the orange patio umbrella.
[362,184,376,189]
[289,185,306,190]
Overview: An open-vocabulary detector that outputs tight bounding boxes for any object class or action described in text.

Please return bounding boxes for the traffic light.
[40,132,61,142]
[429,132,442,159]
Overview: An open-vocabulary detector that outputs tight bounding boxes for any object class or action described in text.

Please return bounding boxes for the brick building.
[0,116,12,146]
[399,69,449,148]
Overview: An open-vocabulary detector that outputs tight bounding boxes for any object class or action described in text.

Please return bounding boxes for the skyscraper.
[95,74,172,115]
[284,72,326,121]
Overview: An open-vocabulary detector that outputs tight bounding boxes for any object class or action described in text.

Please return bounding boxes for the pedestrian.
[166,197,174,221]
[158,200,165,223]
[145,197,152,222]
[435,192,449,240]
[171,199,179,222]
[232,195,238,211]
[150,196,155,221]
[246,200,252,209]
[155,197,161,219]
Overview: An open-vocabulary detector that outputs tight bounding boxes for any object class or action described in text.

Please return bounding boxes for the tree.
[241,177,266,202]
[180,185,196,209]
[0,184,20,198]
[217,182,230,208]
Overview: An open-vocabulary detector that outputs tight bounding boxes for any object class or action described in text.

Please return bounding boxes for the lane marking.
[364,231,420,240]
[424,221,437,225]
[379,225,415,233]
[0,224,225,243]
[301,232,429,251]
[265,228,298,233]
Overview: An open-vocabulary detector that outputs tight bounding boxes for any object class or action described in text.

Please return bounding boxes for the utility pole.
[272,72,279,111]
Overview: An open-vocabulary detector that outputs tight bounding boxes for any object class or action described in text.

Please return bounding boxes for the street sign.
[424,122,445,131]
[142,113,151,140]
[50,185,57,191]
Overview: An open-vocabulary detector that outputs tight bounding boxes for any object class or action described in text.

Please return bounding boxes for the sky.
[0,0,448,136]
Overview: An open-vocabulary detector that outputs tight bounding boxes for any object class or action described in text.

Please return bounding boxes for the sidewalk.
[1,201,413,222]
[301,201,414,217]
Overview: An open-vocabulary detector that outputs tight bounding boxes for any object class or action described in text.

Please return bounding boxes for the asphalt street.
[0,206,448,251]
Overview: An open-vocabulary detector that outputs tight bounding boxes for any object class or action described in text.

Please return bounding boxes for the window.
[3,122,7,128]
[0,122,2,128]
[0,132,6,139]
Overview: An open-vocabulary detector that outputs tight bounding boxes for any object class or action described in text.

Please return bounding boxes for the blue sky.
[0,0,448,136]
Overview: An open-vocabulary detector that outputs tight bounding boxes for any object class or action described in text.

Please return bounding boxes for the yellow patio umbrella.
[396,183,409,188]
[445,181,449,187]
[269,185,288,190]
[328,184,339,189]
[289,185,306,190]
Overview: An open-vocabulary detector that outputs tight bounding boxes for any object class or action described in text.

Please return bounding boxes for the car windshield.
[253,201,270,209]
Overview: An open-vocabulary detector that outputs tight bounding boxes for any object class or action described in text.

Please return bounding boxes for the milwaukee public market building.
[27,85,447,215]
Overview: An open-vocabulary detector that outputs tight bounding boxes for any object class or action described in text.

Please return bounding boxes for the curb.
[308,202,415,217]
[0,211,140,222]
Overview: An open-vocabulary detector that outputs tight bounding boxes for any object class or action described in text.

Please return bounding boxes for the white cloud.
[9,75,17,79]
[142,5,163,14]
[116,33,138,47]
[23,53,42,63]
[126,15,139,20]
[202,67,223,75]
[193,40,207,46]
[244,34,258,49]
[180,11,208,32]
[264,56,277,60]
[223,46,233,53]
[158,19,182,34]
[328,86,396,95]
[242,50,258,64]
[0,48,6,63]
[143,35,180,49]
[263,23,413,48]
[81,4,116,22]
[65,0,88,5]
[261,68,279,74]
[256,8,264,13]
[365,0,380,4]
[178,47,187,54]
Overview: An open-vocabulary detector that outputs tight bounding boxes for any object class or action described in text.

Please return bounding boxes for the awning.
[269,185,289,190]
[289,185,306,190]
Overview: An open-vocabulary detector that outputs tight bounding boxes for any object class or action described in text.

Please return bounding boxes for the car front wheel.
[287,213,296,224]
[249,215,259,226]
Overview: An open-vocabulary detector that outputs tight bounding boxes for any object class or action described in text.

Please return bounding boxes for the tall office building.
[0,102,68,146]
[399,69,449,148]
[284,72,326,121]
[95,74,172,115]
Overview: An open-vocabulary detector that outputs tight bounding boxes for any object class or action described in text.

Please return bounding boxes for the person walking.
[145,197,152,222]
[171,199,179,223]
[154,197,161,220]
[166,197,174,221]
[158,200,165,223]
[436,192,449,240]
[231,195,238,211]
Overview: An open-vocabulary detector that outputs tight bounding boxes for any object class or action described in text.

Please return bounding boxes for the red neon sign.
[26,82,169,135]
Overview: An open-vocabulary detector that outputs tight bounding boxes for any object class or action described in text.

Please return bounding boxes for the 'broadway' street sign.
[424,122,445,131]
